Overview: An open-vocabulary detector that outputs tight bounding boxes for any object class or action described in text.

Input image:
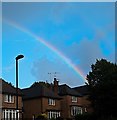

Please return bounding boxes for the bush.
[49,118,56,120]
[35,113,48,120]
[75,114,117,120]
[75,113,97,120]
[56,117,64,120]
[97,116,117,120]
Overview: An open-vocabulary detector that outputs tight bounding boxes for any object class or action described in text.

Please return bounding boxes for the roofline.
[23,95,62,101]
[2,92,23,96]
[58,93,82,97]
[73,84,88,89]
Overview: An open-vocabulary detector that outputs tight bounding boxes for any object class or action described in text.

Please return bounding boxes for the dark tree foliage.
[87,59,117,117]
[31,81,51,88]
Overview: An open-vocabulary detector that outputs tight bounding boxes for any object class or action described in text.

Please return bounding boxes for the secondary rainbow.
[4,19,86,82]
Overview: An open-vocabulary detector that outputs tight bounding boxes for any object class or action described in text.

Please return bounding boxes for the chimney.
[53,77,59,95]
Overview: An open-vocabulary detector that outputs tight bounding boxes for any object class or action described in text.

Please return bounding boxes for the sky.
[2,2,115,88]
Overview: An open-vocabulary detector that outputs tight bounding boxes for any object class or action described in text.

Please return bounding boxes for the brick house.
[58,84,83,119]
[73,85,93,113]
[0,78,23,120]
[22,79,62,119]
[22,78,90,120]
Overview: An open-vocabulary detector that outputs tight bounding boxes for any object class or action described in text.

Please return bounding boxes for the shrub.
[36,113,48,120]
[75,113,97,120]
[56,117,64,120]
[75,114,117,120]
[97,116,117,120]
[49,117,56,120]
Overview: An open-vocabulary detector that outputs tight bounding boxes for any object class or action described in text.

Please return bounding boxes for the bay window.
[71,106,82,116]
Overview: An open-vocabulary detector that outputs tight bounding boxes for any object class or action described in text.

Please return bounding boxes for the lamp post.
[15,54,24,120]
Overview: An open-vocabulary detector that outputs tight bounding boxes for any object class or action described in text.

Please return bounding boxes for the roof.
[0,78,22,96]
[73,85,89,95]
[22,83,61,100]
[58,84,82,97]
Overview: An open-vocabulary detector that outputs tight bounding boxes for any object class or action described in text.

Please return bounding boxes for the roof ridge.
[73,85,87,89]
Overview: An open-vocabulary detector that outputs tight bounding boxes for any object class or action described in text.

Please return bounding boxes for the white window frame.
[4,94,14,103]
[85,107,87,112]
[48,111,60,119]
[71,106,82,116]
[2,109,19,119]
[71,96,77,102]
[48,98,55,106]
[4,94,8,102]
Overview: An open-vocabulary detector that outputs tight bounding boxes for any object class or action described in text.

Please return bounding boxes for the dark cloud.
[31,56,85,86]
[67,39,103,74]
[62,28,115,76]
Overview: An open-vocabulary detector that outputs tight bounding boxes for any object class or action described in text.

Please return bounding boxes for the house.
[0,78,23,120]
[73,85,93,113]
[22,78,62,119]
[22,78,88,120]
[0,78,92,120]
[58,84,83,119]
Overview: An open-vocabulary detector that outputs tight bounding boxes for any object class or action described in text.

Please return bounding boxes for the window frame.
[71,106,82,116]
[2,109,19,119]
[48,111,60,119]
[48,98,55,106]
[71,96,77,103]
[4,94,14,103]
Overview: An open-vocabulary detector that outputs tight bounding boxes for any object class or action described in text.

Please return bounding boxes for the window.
[4,94,14,103]
[32,115,35,120]
[71,106,82,116]
[2,109,19,120]
[84,107,87,113]
[48,111,60,119]
[48,99,55,105]
[71,96,77,102]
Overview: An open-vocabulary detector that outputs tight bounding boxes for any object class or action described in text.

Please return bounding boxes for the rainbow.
[4,19,86,82]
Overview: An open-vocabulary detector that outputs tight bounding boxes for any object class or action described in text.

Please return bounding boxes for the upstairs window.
[4,94,14,103]
[71,96,77,102]
[48,98,55,106]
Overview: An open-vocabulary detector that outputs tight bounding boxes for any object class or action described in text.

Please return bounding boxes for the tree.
[86,59,117,117]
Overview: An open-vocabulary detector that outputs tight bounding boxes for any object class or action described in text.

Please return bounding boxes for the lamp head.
[16,55,24,60]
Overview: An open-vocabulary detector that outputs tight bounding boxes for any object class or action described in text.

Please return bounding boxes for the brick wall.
[60,95,82,119]
[23,98,42,119]
[60,96,69,118]
[81,95,93,113]
[42,97,61,112]
[23,97,61,119]
[2,95,22,110]
[1,94,23,119]
[0,94,2,120]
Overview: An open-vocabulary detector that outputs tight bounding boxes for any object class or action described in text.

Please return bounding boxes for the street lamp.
[15,54,24,120]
